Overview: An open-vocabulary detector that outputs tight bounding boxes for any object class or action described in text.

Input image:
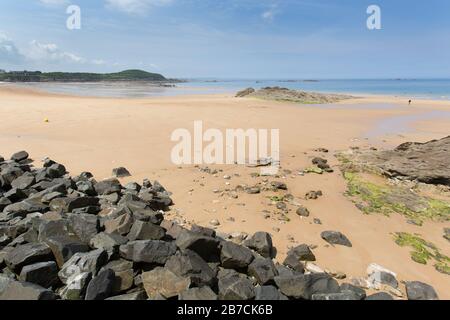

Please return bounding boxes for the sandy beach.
[0,86,449,298]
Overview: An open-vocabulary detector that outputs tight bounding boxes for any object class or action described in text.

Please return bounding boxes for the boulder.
[119,240,177,265]
[243,232,274,258]
[59,272,92,300]
[247,257,278,285]
[296,206,310,217]
[19,261,59,288]
[218,269,255,300]
[0,278,56,300]
[68,214,99,244]
[49,196,99,213]
[365,292,394,300]
[274,273,340,300]
[89,232,128,256]
[94,178,122,195]
[283,244,315,272]
[165,250,216,287]
[58,249,108,284]
[11,173,35,190]
[255,285,288,300]
[340,283,366,300]
[44,235,90,267]
[101,259,134,294]
[321,231,352,247]
[104,213,134,236]
[175,230,220,262]
[220,241,254,270]
[11,151,29,162]
[127,220,165,241]
[405,281,439,300]
[85,269,115,300]
[179,287,218,300]
[5,243,54,272]
[367,263,398,289]
[112,167,131,178]
[142,267,191,299]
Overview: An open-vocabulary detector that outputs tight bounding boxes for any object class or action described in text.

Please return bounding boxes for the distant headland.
[0,69,177,83]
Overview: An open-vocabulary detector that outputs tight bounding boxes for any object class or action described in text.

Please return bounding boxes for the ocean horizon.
[2,78,450,100]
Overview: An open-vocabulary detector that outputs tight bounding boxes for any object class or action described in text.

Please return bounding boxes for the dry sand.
[0,86,449,298]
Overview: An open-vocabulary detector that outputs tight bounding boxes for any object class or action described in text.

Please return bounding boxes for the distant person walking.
[408,99,412,105]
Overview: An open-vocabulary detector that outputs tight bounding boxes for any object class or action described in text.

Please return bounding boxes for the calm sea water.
[2,79,450,100]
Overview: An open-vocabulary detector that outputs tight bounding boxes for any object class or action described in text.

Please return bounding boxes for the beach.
[0,86,449,298]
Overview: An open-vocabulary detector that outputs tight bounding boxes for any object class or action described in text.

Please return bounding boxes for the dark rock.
[340,283,366,300]
[104,213,134,235]
[46,163,67,178]
[112,167,131,178]
[142,267,191,299]
[19,261,59,288]
[60,272,92,300]
[5,243,54,272]
[175,230,220,262]
[321,231,352,247]
[89,232,128,256]
[101,259,134,294]
[68,214,99,244]
[271,181,287,190]
[37,219,69,242]
[179,286,218,300]
[119,240,177,265]
[165,250,216,287]
[218,269,255,300]
[49,196,99,213]
[274,273,340,300]
[243,232,274,258]
[405,281,439,300]
[248,257,278,285]
[305,190,323,200]
[94,178,122,195]
[76,180,96,196]
[235,87,255,98]
[0,277,56,300]
[255,285,288,300]
[11,151,29,162]
[444,227,450,242]
[58,249,108,284]
[44,235,90,267]
[85,269,115,300]
[220,241,254,270]
[106,290,147,300]
[0,197,12,211]
[127,220,165,241]
[3,188,27,202]
[284,244,316,272]
[191,224,216,238]
[365,292,394,300]
[11,173,35,190]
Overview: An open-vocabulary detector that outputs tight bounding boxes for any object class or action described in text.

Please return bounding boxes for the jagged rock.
[220,241,254,270]
[405,281,439,300]
[46,163,67,178]
[367,263,398,289]
[89,232,128,256]
[5,243,54,272]
[94,178,122,195]
[179,287,218,300]
[37,219,69,242]
[255,285,288,300]
[75,180,96,195]
[165,250,216,287]
[19,261,59,288]
[104,213,134,236]
[60,272,92,300]
[101,259,134,294]
[3,188,27,202]
[321,231,352,247]
[127,220,165,241]
[142,267,191,299]
[340,283,366,300]
[243,232,274,258]
[49,196,99,213]
[68,214,99,244]
[365,292,394,300]
[235,87,255,97]
[58,249,108,284]
[112,167,131,178]
[11,173,35,190]
[85,269,115,300]
[119,240,177,265]
[11,151,29,162]
[284,244,315,272]
[44,236,90,267]
[248,257,278,285]
[271,181,287,190]
[106,290,147,300]
[175,230,220,262]
[274,273,340,300]
[218,269,255,300]
[191,225,216,238]
[0,277,56,300]
[312,291,360,300]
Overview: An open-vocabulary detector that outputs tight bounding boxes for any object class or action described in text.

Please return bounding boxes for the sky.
[0,0,450,79]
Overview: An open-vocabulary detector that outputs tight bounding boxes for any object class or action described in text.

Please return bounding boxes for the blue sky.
[0,0,449,78]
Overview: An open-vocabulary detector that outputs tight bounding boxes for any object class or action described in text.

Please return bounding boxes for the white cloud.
[261,4,278,22]
[0,33,25,64]
[38,0,70,6]
[28,40,85,64]
[105,0,173,14]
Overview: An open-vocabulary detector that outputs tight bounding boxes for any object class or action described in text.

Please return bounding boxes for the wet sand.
[0,86,449,298]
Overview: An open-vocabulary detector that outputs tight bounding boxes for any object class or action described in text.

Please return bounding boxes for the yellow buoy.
[44,118,49,123]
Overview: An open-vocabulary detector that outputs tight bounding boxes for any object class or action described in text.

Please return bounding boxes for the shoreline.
[0,84,449,298]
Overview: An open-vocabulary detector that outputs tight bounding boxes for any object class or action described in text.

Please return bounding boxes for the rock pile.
[0,152,440,300]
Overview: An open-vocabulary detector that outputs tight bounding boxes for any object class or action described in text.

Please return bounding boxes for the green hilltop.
[0,69,168,82]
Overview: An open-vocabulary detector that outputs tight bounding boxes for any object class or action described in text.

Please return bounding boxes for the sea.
[2,78,450,100]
